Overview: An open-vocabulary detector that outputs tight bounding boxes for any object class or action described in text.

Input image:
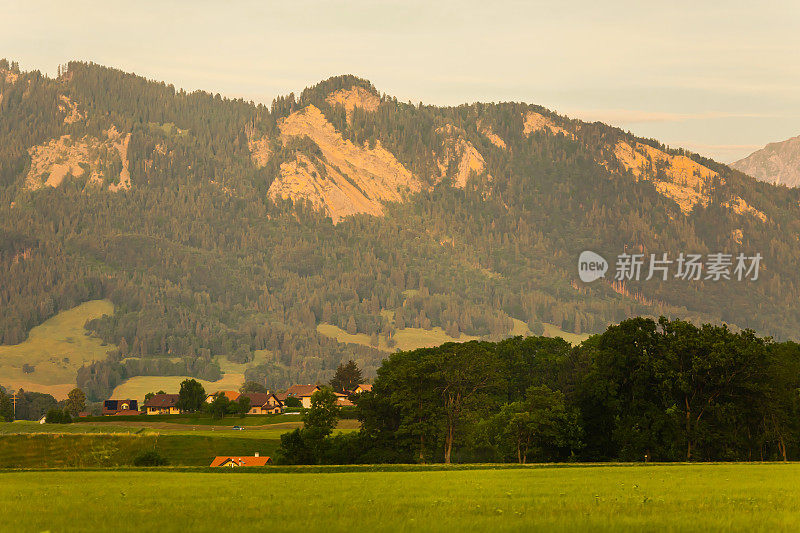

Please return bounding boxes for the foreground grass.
[1,464,799,532]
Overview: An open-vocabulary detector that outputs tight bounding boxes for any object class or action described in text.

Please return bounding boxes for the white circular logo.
[578,251,608,282]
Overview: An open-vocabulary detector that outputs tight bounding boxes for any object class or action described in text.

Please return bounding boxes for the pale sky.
[3,0,799,162]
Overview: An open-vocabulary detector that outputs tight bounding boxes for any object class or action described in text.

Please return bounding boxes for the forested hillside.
[1,59,799,399]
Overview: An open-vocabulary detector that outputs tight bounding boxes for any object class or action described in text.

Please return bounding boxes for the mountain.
[732,135,800,188]
[1,59,799,399]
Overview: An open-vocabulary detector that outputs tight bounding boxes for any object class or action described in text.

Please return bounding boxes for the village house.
[210,453,272,467]
[143,393,181,415]
[334,392,353,407]
[239,392,284,414]
[352,384,372,394]
[284,384,322,408]
[102,399,139,416]
[205,390,240,404]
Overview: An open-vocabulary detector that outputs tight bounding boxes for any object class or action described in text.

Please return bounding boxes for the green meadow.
[0,299,115,398]
[0,433,280,468]
[1,464,799,532]
[74,412,303,425]
[0,419,358,467]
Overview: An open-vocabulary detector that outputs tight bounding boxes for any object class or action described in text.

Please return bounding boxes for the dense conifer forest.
[1,59,798,399]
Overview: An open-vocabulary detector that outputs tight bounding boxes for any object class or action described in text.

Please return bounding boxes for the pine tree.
[329,360,363,393]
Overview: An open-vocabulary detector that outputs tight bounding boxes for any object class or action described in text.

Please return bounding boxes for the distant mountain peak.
[732,135,800,188]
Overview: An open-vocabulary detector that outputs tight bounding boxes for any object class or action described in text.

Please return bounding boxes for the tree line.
[278,317,800,464]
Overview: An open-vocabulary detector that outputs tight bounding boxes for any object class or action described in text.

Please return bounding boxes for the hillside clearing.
[316,323,478,352]
[0,299,115,399]
[110,374,245,403]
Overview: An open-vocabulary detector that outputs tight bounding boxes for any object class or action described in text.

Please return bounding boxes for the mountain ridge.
[1,59,799,399]
[732,135,800,188]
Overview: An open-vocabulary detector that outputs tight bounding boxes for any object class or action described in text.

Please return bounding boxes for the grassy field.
[0,299,116,399]
[110,374,246,402]
[541,322,592,346]
[0,418,358,467]
[75,413,303,426]
[0,433,280,468]
[317,323,479,352]
[1,464,799,531]
[318,320,590,354]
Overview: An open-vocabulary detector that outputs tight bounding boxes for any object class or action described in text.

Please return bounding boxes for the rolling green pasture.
[0,433,279,468]
[75,413,303,426]
[2,464,800,532]
[0,418,358,466]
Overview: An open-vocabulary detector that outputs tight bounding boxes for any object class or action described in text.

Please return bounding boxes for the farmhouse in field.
[103,399,139,415]
[284,384,322,408]
[240,392,284,414]
[143,393,181,415]
[210,453,272,467]
[205,390,240,404]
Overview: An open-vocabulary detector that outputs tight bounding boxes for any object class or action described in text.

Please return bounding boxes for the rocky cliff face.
[732,135,800,188]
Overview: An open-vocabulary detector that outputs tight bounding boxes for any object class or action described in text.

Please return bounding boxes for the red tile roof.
[210,456,272,467]
[355,384,372,392]
[285,384,320,397]
[143,393,180,408]
[210,391,240,402]
[239,392,282,407]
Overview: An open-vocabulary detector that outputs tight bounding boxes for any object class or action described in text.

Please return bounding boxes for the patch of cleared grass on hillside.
[215,349,271,375]
[110,374,245,403]
[0,299,116,398]
[541,323,591,346]
[316,323,386,349]
[3,465,800,532]
[317,323,478,353]
[509,318,591,346]
[392,327,478,351]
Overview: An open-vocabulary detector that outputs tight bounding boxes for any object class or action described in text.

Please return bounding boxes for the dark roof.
[285,384,320,397]
[103,399,138,412]
[143,393,180,408]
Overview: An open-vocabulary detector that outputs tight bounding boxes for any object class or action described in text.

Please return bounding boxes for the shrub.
[284,397,302,408]
[45,409,72,424]
[133,450,169,466]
